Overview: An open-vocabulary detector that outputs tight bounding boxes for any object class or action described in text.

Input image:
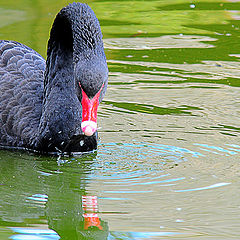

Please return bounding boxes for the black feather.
[0,3,108,154]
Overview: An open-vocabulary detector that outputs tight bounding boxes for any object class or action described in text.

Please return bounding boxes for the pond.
[0,0,240,239]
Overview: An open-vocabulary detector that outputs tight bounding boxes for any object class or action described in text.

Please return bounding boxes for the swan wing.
[0,40,45,148]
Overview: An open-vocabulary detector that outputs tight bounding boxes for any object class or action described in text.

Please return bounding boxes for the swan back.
[0,41,45,148]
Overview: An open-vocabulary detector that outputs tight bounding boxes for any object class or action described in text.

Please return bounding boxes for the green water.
[0,0,240,239]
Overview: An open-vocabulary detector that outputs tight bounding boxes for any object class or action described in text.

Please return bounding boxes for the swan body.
[0,3,108,154]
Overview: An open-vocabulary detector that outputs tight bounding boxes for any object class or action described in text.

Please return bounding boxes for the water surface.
[0,0,240,239]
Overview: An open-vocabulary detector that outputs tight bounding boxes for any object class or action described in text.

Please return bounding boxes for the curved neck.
[44,3,103,92]
[35,3,104,151]
[44,9,74,92]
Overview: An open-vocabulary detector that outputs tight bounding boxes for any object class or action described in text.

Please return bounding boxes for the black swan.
[0,3,108,154]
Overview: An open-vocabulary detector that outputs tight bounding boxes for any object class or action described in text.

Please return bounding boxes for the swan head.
[75,56,108,137]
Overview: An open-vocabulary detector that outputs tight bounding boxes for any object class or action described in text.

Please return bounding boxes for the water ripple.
[9,227,60,240]
[108,231,181,239]
[174,182,231,192]
[130,177,185,186]
[195,143,239,155]
[104,35,216,50]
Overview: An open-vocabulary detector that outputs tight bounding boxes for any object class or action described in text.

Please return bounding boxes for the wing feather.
[0,40,46,148]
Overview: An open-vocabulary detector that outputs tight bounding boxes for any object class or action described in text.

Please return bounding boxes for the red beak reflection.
[82,195,103,230]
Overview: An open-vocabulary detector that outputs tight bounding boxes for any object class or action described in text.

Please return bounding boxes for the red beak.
[80,83,104,136]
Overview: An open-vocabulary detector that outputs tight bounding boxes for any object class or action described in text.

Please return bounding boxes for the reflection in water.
[194,143,238,155]
[0,8,25,29]
[104,35,216,50]
[27,194,48,203]
[103,100,202,116]
[0,152,108,240]
[0,139,239,239]
[82,196,103,230]
[0,142,207,239]
[10,193,108,240]
[108,59,240,85]
[0,144,195,239]
[174,182,231,192]
[10,228,60,240]
[109,231,181,239]
[9,227,182,240]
